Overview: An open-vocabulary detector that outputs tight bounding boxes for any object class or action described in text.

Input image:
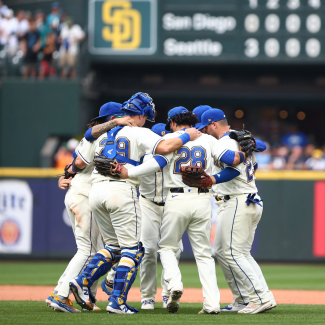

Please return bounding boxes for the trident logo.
[102,1,141,49]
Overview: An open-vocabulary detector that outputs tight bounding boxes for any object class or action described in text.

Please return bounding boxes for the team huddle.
[45,92,276,315]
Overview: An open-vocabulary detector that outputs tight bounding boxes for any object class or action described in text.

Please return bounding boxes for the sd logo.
[89,0,157,55]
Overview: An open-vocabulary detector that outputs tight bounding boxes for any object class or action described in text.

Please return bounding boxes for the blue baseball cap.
[151,123,170,136]
[91,102,124,121]
[193,105,212,130]
[165,106,189,131]
[200,109,226,129]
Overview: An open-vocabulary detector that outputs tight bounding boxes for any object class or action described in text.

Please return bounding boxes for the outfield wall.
[0,169,325,262]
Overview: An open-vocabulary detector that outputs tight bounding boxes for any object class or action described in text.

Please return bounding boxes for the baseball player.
[67,93,200,314]
[139,123,183,310]
[115,106,245,314]
[193,105,212,132]
[198,108,276,314]
[46,102,133,313]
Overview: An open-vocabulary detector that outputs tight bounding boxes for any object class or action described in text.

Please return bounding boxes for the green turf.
[1,261,325,290]
[1,302,325,325]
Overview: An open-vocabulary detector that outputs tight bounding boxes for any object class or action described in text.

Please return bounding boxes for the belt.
[215,195,231,202]
[101,180,126,183]
[170,187,209,194]
[141,195,165,206]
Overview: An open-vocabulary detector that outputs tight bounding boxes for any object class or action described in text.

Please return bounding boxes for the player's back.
[163,131,217,190]
[91,126,163,186]
[213,135,258,197]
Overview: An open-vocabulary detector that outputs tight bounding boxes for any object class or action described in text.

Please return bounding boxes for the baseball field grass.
[1,261,325,324]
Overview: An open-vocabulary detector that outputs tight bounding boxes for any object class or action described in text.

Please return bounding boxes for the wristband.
[178,133,191,145]
[239,152,245,163]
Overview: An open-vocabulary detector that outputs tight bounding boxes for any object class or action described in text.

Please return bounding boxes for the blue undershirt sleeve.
[255,139,266,152]
[85,128,96,142]
[212,167,240,184]
[153,155,168,169]
[220,150,236,165]
[254,162,258,171]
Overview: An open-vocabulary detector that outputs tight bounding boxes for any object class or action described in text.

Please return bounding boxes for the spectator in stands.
[54,142,73,169]
[47,2,61,32]
[16,10,29,40]
[39,32,56,79]
[0,9,18,55]
[271,146,289,170]
[281,124,309,148]
[58,17,85,79]
[286,145,305,170]
[0,1,8,17]
[305,149,325,171]
[22,19,40,78]
[35,10,50,49]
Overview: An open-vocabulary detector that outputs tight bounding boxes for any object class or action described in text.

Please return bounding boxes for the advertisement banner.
[0,180,33,254]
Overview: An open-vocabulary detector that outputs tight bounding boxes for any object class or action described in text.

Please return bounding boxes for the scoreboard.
[88,0,325,63]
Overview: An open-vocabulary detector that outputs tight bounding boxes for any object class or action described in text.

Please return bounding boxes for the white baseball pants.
[139,195,183,301]
[218,194,271,305]
[214,199,250,304]
[89,181,140,250]
[158,190,220,313]
[55,186,103,298]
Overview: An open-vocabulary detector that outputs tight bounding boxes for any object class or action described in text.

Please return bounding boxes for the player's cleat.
[166,290,183,313]
[264,299,277,311]
[45,291,55,307]
[141,299,155,310]
[238,301,272,314]
[162,296,168,309]
[198,309,220,314]
[106,296,139,314]
[69,275,93,311]
[82,304,101,311]
[50,295,81,313]
[221,301,248,312]
[101,278,114,296]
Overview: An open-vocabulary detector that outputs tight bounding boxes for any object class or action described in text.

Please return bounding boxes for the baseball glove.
[229,130,256,157]
[93,155,122,179]
[181,165,212,193]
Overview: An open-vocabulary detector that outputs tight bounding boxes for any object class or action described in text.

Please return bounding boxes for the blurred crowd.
[255,128,325,171]
[0,1,85,79]
[54,138,79,169]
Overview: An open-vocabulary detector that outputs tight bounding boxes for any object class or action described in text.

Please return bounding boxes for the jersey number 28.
[174,146,207,174]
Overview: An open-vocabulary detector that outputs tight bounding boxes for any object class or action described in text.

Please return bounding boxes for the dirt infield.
[1,285,325,305]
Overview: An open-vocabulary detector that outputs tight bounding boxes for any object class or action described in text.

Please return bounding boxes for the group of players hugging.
[45,92,276,315]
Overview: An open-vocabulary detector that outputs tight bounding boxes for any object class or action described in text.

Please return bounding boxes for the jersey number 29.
[174,146,207,174]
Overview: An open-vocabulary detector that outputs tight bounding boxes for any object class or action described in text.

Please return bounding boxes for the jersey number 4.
[174,146,207,174]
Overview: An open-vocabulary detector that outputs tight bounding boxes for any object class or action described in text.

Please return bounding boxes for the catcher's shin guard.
[82,246,121,288]
[112,243,145,305]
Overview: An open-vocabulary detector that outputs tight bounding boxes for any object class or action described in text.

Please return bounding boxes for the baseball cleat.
[221,301,248,312]
[106,296,139,314]
[82,304,101,311]
[45,291,55,307]
[141,299,155,310]
[198,309,220,314]
[264,299,277,311]
[238,301,272,314]
[101,278,114,296]
[166,290,183,313]
[50,295,81,313]
[162,296,168,309]
[69,275,93,311]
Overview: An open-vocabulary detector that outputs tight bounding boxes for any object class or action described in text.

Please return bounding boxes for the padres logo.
[0,219,20,246]
[102,1,141,49]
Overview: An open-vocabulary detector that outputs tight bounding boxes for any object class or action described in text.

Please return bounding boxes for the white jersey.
[139,154,167,204]
[212,134,258,197]
[71,137,94,197]
[163,131,224,190]
[77,126,163,187]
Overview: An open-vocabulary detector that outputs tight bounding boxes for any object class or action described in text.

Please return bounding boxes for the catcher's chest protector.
[102,126,139,166]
